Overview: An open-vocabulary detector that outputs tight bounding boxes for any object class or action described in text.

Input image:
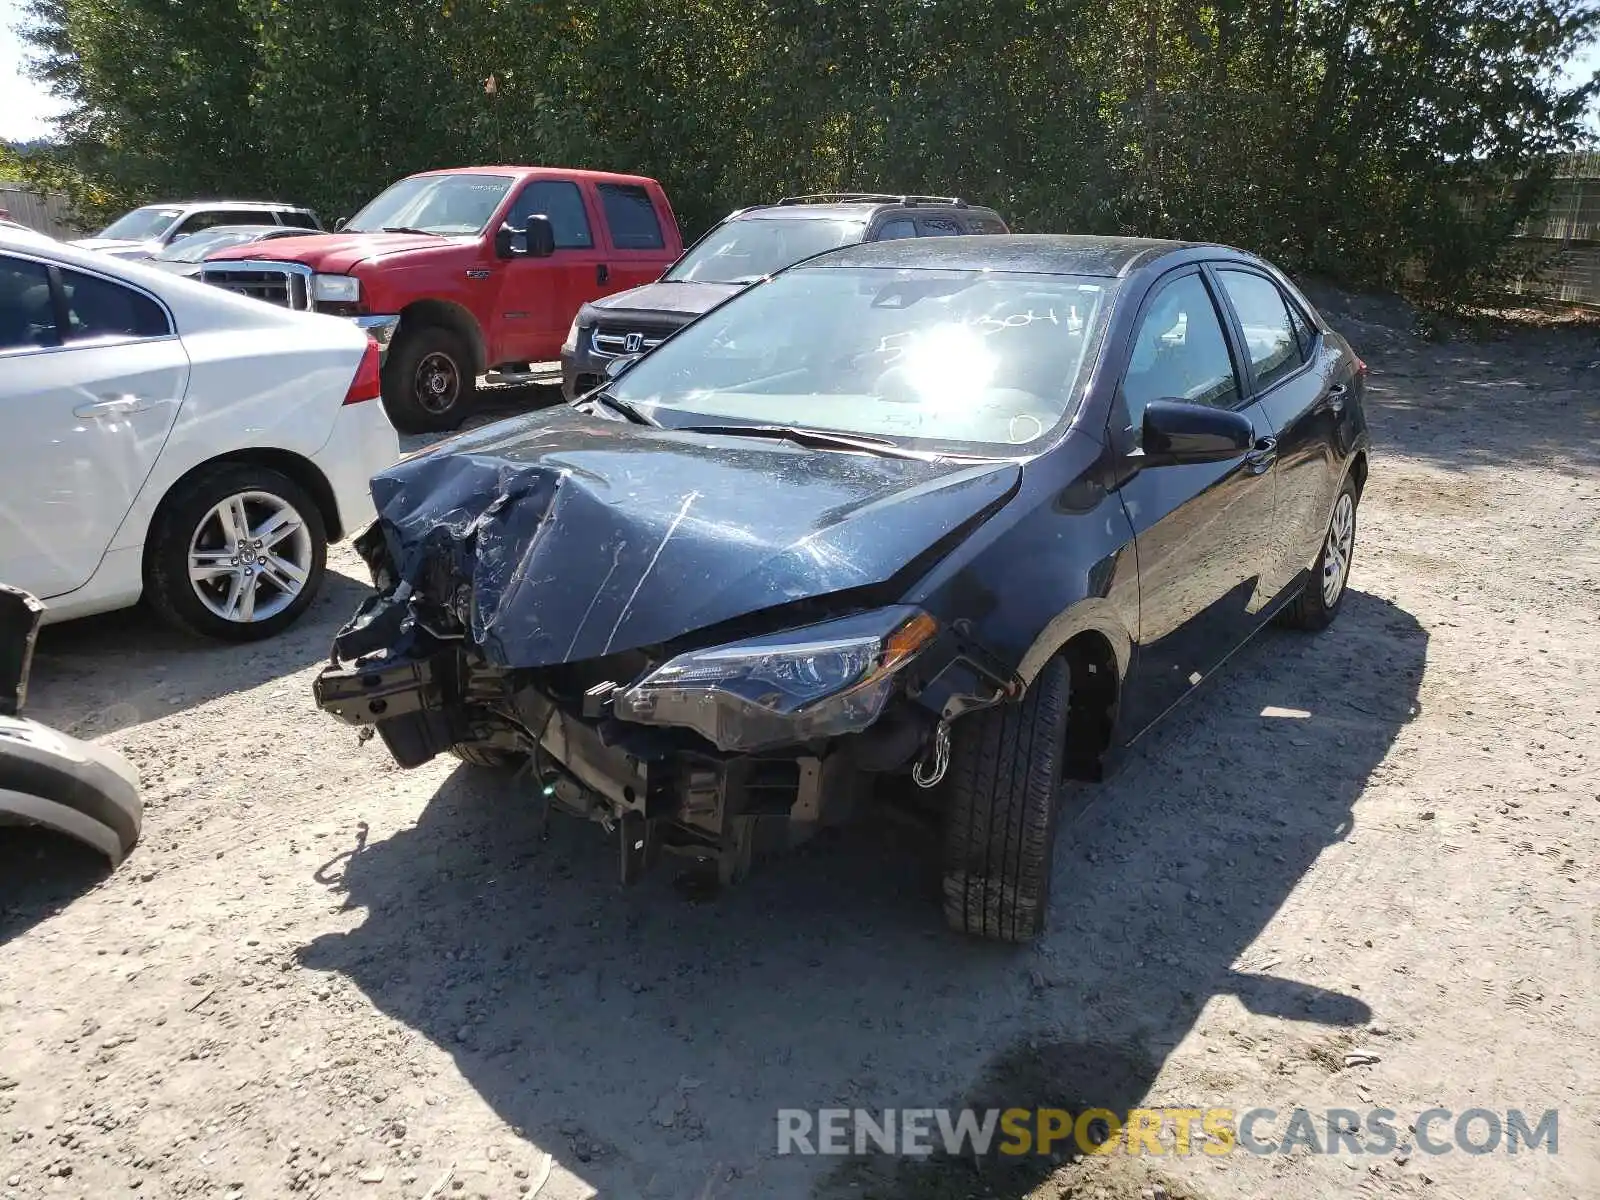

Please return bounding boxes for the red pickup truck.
[201,166,683,432]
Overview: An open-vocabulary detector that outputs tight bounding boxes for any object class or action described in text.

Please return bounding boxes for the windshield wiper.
[579,388,660,427]
[676,423,948,461]
[379,226,444,236]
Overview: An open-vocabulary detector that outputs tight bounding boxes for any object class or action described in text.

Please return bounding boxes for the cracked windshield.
[611,267,1110,450]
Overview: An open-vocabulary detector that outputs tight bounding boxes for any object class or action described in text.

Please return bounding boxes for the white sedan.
[0,225,400,640]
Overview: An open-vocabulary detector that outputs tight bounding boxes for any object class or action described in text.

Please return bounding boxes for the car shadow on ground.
[21,569,370,737]
[299,589,1424,1198]
[0,829,111,947]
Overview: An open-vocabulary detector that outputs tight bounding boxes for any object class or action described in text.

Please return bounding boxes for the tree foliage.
[19,0,1600,301]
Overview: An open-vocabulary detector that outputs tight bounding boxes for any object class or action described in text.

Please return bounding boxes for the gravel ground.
[2,291,1597,1200]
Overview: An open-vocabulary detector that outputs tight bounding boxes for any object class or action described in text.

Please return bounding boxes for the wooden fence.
[1505,152,1600,308]
[0,185,84,239]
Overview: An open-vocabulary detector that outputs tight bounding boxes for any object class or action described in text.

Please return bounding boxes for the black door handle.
[596,263,609,285]
[1246,435,1278,473]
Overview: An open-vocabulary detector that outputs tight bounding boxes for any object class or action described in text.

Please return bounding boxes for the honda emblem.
[624,332,643,354]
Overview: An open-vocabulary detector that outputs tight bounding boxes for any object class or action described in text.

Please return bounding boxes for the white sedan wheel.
[186,490,314,624]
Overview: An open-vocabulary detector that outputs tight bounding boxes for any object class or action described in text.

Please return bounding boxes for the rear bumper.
[311,397,400,540]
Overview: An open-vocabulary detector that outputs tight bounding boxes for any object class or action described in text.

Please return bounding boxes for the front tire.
[381,325,477,434]
[448,744,527,771]
[940,657,1072,942]
[1276,478,1358,631]
[145,463,327,642]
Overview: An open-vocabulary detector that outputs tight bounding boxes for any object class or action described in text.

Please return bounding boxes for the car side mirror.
[493,215,556,260]
[334,217,348,232]
[523,215,555,258]
[1140,399,1254,467]
[604,353,642,381]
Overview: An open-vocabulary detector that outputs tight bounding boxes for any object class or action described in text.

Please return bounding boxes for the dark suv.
[559,193,1007,399]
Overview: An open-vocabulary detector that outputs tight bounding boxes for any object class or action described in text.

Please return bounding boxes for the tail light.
[1354,354,1368,377]
[343,336,382,405]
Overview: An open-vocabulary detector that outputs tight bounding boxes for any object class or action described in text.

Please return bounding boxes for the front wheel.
[448,744,527,771]
[1276,478,1358,631]
[940,657,1072,942]
[381,325,478,434]
[145,463,327,641]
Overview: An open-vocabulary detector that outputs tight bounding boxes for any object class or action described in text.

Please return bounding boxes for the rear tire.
[381,325,477,434]
[1276,478,1358,632]
[145,463,327,642]
[940,657,1072,942]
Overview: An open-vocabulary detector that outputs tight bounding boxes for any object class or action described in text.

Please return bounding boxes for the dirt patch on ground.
[2,295,1597,1200]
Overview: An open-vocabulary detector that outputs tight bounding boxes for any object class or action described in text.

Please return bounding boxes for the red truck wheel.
[381,326,478,434]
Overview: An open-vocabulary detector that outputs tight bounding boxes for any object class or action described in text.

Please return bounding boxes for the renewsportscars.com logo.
[775,1107,1559,1158]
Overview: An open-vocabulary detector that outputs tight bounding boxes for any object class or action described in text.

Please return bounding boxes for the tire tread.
[941,657,1070,942]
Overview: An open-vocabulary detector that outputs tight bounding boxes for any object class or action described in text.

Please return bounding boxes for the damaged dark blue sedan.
[314,235,1370,942]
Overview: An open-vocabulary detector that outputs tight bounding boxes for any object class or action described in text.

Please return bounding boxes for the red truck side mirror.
[495,215,556,260]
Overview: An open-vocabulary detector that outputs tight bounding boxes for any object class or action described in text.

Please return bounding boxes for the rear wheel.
[145,463,327,642]
[381,325,477,434]
[1276,478,1358,631]
[940,657,1072,942]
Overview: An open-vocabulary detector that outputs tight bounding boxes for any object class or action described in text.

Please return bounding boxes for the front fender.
[904,441,1140,695]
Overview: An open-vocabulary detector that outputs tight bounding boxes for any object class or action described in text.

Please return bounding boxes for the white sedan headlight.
[313,274,361,304]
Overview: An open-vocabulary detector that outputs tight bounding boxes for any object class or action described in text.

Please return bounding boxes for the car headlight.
[614,607,938,752]
[313,274,361,304]
[562,316,581,353]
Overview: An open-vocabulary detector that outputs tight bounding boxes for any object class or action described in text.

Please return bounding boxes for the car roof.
[409,165,663,188]
[136,200,306,211]
[801,233,1223,277]
[734,197,1005,222]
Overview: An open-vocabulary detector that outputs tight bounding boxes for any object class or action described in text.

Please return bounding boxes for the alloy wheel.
[415,350,461,414]
[187,491,314,623]
[1321,491,1355,607]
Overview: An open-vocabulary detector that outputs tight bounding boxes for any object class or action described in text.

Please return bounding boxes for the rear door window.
[58,269,170,341]
[874,218,917,241]
[597,183,664,250]
[275,208,320,229]
[0,256,60,352]
[509,180,594,249]
[966,214,1008,234]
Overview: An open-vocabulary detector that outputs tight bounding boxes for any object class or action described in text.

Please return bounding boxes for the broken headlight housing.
[614,607,938,752]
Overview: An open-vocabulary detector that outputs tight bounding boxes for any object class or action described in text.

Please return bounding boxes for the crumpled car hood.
[365,408,1021,668]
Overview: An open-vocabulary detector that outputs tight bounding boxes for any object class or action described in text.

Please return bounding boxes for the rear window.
[598,183,665,250]
[967,215,1008,234]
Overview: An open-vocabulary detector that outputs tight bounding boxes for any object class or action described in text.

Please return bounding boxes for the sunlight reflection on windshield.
[893,323,997,409]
